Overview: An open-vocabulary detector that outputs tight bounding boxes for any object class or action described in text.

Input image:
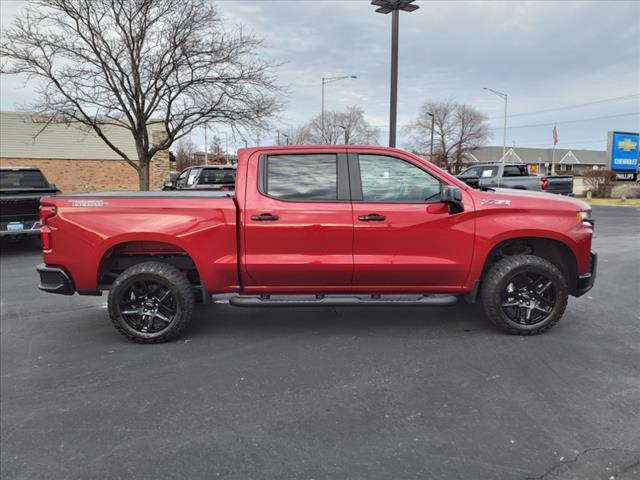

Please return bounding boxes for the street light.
[371,0,419,148]
[427,111,434,160]
[339,125,350,145]
[483,87,508,160]
[321,75,357,142]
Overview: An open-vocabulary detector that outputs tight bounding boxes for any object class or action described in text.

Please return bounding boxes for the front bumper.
[36,264,75,295]
[575,252,597,297]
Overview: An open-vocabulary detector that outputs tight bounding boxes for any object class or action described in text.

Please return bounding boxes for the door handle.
[251,213,279,221]
[358,213,386,222]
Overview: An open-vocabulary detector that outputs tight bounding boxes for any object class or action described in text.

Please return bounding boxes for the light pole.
[282,133,290,145]
[427,111,434,161]
[483,87,508,161]
[339,125,350,145]
[372,0,419,148]
[321,75,357,143]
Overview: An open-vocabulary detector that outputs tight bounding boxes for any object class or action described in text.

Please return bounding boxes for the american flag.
[553,125,558,145]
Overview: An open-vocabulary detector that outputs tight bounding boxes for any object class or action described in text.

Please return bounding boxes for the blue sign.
[610,132,639,172]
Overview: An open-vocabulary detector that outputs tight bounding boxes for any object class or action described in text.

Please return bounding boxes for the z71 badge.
[480,199,511,206]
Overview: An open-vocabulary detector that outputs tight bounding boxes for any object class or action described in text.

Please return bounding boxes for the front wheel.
[108,261,195,343]
[480,255,568,335]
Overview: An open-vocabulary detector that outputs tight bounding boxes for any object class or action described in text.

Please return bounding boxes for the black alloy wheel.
[500,272,556,326]
[119,278,178,334]
[108,261,195,343]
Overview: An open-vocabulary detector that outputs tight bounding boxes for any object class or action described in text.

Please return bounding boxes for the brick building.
[0,112,170,192]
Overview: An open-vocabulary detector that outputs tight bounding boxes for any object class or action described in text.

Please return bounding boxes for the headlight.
[577,210,594,227]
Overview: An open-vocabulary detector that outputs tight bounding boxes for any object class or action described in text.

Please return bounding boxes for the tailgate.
[0,190,56,230]
[547,176,574,195]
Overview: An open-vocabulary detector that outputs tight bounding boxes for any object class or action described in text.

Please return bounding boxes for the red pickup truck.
[36,146,596,343]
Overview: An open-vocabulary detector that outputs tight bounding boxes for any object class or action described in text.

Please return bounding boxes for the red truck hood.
[472,187,590,212]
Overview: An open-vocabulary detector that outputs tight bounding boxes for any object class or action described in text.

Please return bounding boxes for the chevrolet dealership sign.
[607,131,640,172]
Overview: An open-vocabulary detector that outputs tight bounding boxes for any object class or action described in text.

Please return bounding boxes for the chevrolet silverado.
[36,146,596,343]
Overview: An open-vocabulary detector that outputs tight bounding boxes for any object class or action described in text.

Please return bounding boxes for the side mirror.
[163,180,175,190]
[458,176,480,188]
[440,186,464,214]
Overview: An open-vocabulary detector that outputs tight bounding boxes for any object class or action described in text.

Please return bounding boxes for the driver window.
[358,154,442,203]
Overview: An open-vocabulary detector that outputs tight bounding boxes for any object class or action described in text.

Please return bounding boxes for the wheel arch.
[470,236,579,301]
[97,237,203,294]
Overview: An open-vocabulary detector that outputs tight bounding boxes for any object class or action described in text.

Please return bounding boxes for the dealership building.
[462,146,607,176]
[463,132,639,179]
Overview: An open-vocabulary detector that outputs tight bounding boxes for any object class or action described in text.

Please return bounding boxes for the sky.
[1,0,639,153]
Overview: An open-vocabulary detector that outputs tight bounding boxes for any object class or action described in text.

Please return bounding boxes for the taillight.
[541,176,548,191]
[40,205,57,251]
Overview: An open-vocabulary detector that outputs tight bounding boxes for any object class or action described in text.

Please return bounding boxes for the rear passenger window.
[265,154,337,201]
[503,166,527,177]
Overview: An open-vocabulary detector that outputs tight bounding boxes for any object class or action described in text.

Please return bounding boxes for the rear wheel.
[480,255,568,335]
[108,261,194,343]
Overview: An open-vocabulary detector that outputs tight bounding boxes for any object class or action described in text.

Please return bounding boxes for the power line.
[487,111,640,130]
[487,93,640,121]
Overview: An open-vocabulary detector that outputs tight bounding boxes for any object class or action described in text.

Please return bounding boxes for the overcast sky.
[1,0,639,152]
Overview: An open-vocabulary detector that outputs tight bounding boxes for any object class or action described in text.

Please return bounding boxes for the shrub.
[583,169,617,198]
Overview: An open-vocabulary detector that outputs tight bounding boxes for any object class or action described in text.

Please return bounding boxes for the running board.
[227,294,458,308]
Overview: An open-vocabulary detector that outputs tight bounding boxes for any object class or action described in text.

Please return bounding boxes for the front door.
[350,152,475,290]
[242,150,353,288]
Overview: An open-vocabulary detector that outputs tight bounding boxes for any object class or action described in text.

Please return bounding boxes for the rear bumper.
[0,221,41,236]
[36,264,75,295]
[575,252,597,297]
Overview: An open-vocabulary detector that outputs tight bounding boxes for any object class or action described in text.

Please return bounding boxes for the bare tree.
[173,137,196,171]
[1,0,281,189]
[409,100,489,173]
[275,124,313,146]
[287,106,378,145]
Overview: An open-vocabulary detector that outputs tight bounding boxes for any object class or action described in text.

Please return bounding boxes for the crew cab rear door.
[348,150,475,289]
[242,149,353,288]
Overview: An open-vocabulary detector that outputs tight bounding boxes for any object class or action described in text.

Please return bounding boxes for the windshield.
[0,170,49,189]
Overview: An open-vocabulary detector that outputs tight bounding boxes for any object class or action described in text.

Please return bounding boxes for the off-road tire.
[481,255,568,335]
[108,261,194,343]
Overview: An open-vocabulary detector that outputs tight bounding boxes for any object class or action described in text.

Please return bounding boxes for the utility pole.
[427,111,434,161]
[204,124,208,165]
[483,87,508,161]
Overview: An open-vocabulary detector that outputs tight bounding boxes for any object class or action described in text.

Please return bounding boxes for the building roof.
[0,111,144,161]
[464,146,607,166]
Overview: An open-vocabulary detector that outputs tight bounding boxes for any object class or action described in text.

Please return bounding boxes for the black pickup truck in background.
[0,167,60,239]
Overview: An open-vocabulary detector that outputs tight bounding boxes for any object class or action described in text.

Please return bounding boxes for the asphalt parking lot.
[1,205,639,480]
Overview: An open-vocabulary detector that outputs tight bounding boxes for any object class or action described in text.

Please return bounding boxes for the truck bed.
[40,191,239,293]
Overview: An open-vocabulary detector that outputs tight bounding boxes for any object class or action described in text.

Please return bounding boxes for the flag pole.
[551,124,557,175]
